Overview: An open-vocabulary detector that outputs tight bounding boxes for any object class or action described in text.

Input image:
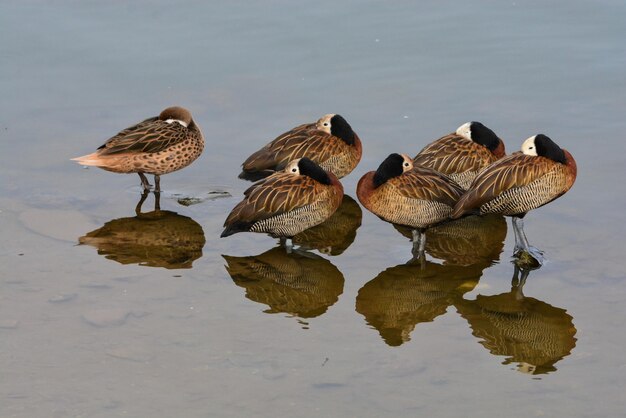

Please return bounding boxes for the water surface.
[1,1,625,417]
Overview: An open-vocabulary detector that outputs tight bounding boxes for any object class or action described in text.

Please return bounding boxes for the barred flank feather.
[358,154,464,230]
[223,159,344,239]
[452,146,576,219]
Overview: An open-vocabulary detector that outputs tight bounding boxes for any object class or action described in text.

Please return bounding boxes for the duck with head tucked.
[413,121,506,190]
[452,134,577,265]
[223,157,344,250]
[239,114,362,181]
[72,106,204,193]
[357,153,465,260]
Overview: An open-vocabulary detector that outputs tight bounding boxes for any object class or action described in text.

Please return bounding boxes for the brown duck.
[71,106,204,192]
[357,153,465,259]
[222,157,344,249]
[239,114,362,180]
[413,121,506,189]
[452,134,577,264]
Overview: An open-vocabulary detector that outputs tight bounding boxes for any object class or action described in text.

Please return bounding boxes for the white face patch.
[455,122,472,140]
[316,114,335,134]
[165,119,188,128]
[284,159,301,175]
[521,135,538,156]
[400,154,414,172]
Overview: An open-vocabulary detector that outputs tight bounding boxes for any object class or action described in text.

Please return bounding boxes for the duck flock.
[72,107,577,265]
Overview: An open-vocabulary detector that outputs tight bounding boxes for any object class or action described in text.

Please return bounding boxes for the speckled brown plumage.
[240,114,362,179]
[222,158,344,239]
[72,106,204,191]
[413,122,506,189]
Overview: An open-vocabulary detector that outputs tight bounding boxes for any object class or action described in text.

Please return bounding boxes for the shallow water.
[1,1,626,417]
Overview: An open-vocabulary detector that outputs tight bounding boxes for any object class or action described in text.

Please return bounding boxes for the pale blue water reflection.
[1,1,625,417]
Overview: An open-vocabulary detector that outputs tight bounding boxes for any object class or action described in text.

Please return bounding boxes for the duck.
[413,121,506,189]
[71,106,204,193]
[239,114,362,180]
[357,153,465,260]
[222,157,344,250]
[451,134,577,264]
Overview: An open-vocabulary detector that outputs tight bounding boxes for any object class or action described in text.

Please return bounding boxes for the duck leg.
[154,175,161,193]
[154,189,161,212]
[280,237,294,253]
[138,172,152,191]
[511,216,545,265]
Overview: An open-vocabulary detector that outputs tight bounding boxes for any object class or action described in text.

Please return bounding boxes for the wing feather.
[97,117,189,155]
[414,134,496,174]
[242,124,345,171]
[225,174,323,225]
[387,166,465,207]
[452,153,559,216]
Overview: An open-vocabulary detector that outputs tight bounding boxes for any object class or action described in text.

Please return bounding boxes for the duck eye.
[291,168,297,173]
[323,122,329,127]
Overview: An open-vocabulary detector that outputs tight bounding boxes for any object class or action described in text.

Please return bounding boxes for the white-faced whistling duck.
[357,153,465,260]
[222,157,344,250]
[239,114,362,181]
[413,121,506,189]
[451,134,577,265]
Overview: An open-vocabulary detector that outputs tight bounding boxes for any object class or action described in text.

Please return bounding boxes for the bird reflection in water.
[394,214,507,266]
[357,215,507,346]
[223,247,344,321]
[455,265,577,375]
[357,260,485,346]
[79,191,206,269]
[292,195,362,255]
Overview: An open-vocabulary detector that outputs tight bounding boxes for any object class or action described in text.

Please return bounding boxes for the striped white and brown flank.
[222,157,344,241]
[292,195,362,256]
[357,153,465,259]
[413,121,506,189]
[71,106,204,192]
[239,114,362,180]
[451,134,577,264]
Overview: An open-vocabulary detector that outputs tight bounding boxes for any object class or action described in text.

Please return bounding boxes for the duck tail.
[71,152,104,167]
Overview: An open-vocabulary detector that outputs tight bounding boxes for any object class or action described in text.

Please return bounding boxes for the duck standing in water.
[451,134,577,264]
[72,106,204,193]
[239,114,362,180]
[222,157,344,250]
[357,153,465,260]
[413,121,506,189]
